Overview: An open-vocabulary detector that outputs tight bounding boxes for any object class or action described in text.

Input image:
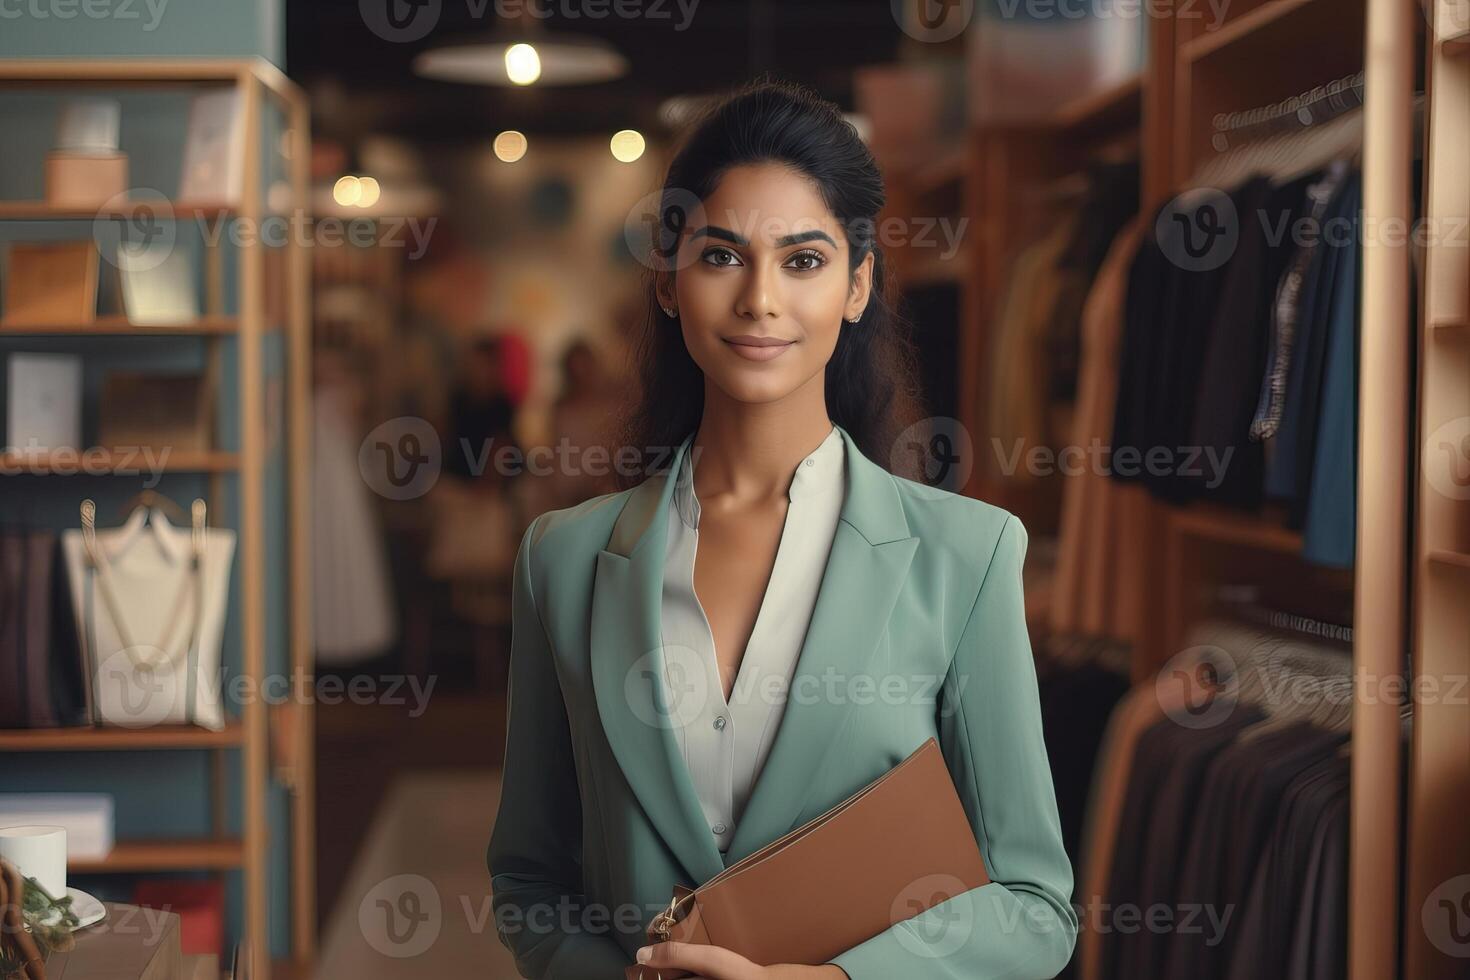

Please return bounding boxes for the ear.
[844,250,875,322]
[654,270,677,316]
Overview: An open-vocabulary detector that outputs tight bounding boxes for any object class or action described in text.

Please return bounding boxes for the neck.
[690,372,834,508]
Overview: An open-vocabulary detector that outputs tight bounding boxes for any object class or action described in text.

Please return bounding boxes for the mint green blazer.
[487,423,1078,978]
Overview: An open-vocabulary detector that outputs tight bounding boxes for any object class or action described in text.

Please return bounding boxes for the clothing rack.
[1211,70,1366,150]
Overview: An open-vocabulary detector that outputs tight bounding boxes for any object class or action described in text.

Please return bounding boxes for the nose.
[733,261,781,320]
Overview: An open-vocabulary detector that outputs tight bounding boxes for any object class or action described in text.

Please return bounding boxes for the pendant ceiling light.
[413,32,627,87]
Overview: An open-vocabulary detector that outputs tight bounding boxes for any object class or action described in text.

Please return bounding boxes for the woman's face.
[657,162,874,406]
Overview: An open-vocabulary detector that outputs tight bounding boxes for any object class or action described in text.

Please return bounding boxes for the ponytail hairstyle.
[617,76,926,488]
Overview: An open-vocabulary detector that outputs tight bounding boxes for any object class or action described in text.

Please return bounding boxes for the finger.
[639,940,755,979]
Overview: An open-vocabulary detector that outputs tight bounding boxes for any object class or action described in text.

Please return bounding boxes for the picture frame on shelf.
[5,352,82,454]
[97,371,213,454]
[1,241,98,327]
[117,243,199,326]
[178,90,244,203]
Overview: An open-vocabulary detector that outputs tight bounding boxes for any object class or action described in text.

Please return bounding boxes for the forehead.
[697,162,845,247]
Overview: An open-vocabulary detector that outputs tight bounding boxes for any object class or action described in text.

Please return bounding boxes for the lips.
[722,334,795,362]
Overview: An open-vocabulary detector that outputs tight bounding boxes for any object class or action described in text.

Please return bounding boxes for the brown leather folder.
[624,737,990,979]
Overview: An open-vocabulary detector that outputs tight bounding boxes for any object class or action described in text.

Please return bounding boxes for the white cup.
[0,825,67,898]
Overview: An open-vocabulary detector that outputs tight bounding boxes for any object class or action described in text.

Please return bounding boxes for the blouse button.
[713,715,727,731]
[712,823,727,834]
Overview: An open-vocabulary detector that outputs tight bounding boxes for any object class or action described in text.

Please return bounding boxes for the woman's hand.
[632,941,850,979]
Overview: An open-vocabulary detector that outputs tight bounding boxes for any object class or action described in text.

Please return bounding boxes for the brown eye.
[785,249,826,272]
[702,247,742,268]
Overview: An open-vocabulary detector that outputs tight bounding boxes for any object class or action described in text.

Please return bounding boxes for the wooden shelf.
[908,144,966,197]
[1427,549,1470,571]
[0,57,301,104]
[70,838,244,874]
[0,315,238,335]
[1049,72,1143,131]
[0,722,242,752]
[0,449,239,474]
[0,201,233,220]
[975,72,1143,136]
[1182,0,1317,62]
[1443,25,1470,56]
[1429,318,1468,338]
[1169,504,1305,554]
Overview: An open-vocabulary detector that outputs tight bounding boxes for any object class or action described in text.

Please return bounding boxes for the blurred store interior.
[0,0,1467,978]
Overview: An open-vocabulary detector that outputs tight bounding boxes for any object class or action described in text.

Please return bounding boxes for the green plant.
[1,865,78,980]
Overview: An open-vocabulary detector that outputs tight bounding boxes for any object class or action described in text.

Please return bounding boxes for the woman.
[487,79,1077,979]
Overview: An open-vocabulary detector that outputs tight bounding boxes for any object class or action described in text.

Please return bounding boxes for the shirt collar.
[674,424,844,529]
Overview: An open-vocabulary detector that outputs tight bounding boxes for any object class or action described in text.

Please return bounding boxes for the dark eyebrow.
[775,229,838,248]
[689,225,749,246]
[687,226,838,249]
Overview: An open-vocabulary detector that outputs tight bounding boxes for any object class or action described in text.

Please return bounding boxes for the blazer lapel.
[590,429,727,886]
[722,427,918,864]
[588,424,919,885]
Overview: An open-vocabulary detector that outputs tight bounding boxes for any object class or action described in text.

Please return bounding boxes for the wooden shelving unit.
[886,1,1453,973]
[0,449,241,473]
[0,59,315,978]
[71,838,246,873]
[1046,72,1142,133]
[0,201,232,220]
[1178,0,1319,61]
[0,314,240,334]
[1404,3,1470,977]
[0,722,244,751]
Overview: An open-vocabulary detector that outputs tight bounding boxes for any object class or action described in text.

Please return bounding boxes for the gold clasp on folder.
[649,888,695,941]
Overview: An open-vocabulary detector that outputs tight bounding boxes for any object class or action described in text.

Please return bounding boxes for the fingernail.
[636,946,651,963]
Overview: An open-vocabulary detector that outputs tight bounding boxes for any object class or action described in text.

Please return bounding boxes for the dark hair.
[616,77,926,488]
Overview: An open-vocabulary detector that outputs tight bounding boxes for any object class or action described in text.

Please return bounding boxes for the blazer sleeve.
[826,514,1078,980]
[487,516,631,978]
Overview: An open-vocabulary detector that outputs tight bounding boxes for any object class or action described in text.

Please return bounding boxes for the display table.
[43,903,182,980]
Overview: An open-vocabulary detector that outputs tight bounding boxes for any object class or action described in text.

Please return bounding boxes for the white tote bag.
[61,499,234,731]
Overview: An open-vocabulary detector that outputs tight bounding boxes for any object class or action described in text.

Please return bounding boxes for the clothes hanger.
[1190,72,1366,191]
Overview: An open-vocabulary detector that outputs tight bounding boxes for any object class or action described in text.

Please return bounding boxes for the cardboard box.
[45,151,129,209]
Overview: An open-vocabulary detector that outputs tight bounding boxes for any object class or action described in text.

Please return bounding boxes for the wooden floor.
[314,688,509,935]
[313,770,522,979]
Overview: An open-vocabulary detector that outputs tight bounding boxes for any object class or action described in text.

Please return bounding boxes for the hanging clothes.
[1049,217,1148,644]
[1084,617,1354,980]
[312,377,398,666]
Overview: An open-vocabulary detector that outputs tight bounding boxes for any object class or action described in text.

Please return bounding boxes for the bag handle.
[80,498,207,672]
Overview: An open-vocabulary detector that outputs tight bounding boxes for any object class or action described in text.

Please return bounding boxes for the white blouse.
[658,424,846,854]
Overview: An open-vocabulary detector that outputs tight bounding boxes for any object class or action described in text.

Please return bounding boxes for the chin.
[706,366,806,405]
